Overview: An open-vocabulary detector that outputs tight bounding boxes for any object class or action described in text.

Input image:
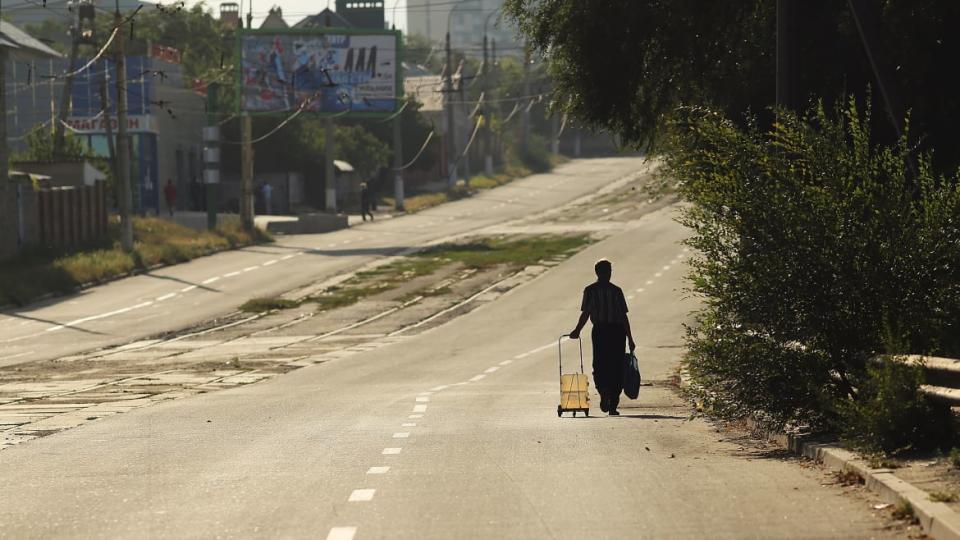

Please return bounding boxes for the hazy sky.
[185,0,411,31]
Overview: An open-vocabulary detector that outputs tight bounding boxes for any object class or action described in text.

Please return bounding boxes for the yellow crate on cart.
[557,335,590,417]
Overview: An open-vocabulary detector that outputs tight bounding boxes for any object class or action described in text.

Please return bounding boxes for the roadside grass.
[891,501,917,522]
[0,217,272,307]
[929,491,958,503]
[306,234,592,313]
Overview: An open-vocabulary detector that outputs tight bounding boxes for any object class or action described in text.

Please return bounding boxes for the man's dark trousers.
[591,322,626,410]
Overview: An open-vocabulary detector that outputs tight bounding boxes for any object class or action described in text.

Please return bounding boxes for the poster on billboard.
[238,29,401,118]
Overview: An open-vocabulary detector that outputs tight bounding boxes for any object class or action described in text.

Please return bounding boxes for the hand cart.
[557,335,589,417]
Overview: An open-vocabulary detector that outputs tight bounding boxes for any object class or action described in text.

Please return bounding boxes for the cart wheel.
[572,410,577,417]
[584,409,590,417]
[556,405,562,417]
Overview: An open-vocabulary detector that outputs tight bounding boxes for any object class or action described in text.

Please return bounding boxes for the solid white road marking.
[382,447,402,455]
[367,466,390,475]
[402,423,416,427]
[348,489,376,502]
[156,293,176,302]
[202,277,220,285]
[484,366,499,373]
[393,432,410,439]
[180,285,197,292]
[515,338,566,359]
[262,259,278,266]
[413,404,427,413]
[469,374,486,382]
[430,385,449,392]
[223,271,241,278]
[45,301,154,332]
[326,527,357,540]
[499,359,513,366]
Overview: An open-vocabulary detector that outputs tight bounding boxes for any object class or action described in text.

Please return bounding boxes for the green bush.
[671,98,960,442]
[840,359,954,454]
[519,133,553,173]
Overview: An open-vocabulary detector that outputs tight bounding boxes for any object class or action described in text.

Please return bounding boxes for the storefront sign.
[65,115,157,134]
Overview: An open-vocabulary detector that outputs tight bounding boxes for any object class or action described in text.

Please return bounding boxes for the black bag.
[622,352,641,399]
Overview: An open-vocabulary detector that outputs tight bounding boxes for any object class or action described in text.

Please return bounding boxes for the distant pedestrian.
[569,259,636,415]
[163,179,177,217]
[360,182,374,221]
[261,182,273,215]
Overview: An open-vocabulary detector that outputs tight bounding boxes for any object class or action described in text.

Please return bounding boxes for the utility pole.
[240,112,254,230]
[392,112,404,211]
[0,48,8,190]
[459,59,469,180]
[203,83,220,230]
[53,0,82,157]
[98,59,117,180]
[114,8,134,252]
[521,43,530,153]
[482,34,493,175]
[444,31,457,186]
[324,117,335,212]
[551,113,560,155]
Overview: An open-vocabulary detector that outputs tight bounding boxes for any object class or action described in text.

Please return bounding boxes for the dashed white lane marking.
[393,432,410,439]
[628,295,635,300]
[281,254,295,261]
[408,414,423,419]
[415,396,430,402]
[348,489,376,502]
[654,272,663,278]
[326,527,357,540]
[262,259,278,266]
[243,266,259,272]
[469,374,486,382]
[156,293,176,302]
[326,243,337,248]
[484,366,499,373]
[402,423,416,427]
[180,285,197,292]
[499,359,513,366]
[223,271,241,278]
[515,338,566,359]
[636,288,645,293]
[382,447,402,455]
[413,404,427,413]
[645,280,654,285]
[367,466,390,475]
[202,276,220,285]
[663,265,671,271]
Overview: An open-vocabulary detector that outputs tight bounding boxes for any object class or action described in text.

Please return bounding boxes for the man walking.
[569,259,636,415]
[359,182,374,221]
[163,179,177,217]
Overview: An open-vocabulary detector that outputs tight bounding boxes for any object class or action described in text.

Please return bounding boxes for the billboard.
[238,29,401,118]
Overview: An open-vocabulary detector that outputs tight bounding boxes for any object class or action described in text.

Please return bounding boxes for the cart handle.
[558,334,584,376]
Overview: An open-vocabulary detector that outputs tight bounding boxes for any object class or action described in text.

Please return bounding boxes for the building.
[259,6,289,30]
[406,0,520,59]
[294,0,384,30]
[4,54,206,215]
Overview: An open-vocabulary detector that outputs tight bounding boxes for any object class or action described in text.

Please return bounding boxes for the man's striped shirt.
[581,281,628,325]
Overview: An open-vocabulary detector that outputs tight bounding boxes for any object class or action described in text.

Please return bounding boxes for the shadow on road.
[613,413,688,420]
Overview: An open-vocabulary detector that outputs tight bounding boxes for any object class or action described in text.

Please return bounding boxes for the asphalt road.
[0,158,649,367]
[0,203,898,539]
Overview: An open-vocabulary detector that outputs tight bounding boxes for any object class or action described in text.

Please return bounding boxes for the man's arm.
[624,313,636,352]
[569,311,589,339]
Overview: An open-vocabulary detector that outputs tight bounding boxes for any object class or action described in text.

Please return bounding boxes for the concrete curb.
[743,418,960,539]
[679,370,960,540]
